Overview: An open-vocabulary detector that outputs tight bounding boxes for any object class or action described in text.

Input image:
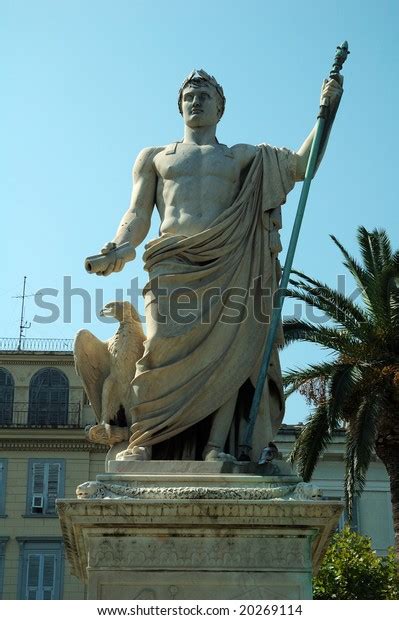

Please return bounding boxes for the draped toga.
[129,144,296,458]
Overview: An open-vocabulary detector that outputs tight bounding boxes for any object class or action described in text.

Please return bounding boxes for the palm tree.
[283,226,399,560]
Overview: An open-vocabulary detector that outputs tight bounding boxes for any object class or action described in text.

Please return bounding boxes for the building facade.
[0,339,395,599]
[0,338,106,600]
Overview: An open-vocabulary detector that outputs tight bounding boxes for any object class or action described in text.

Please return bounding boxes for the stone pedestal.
[57,461,342,600]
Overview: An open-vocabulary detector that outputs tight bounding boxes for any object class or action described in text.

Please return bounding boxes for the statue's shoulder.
[136,145,166,160]
[133,146,166,172]
[230,143,259,168]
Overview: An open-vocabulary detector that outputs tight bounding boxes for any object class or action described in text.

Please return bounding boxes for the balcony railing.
[0,402,82,428]
[0,338,73,352]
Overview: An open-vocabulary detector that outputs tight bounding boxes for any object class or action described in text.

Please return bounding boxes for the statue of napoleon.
[82,69,342,463]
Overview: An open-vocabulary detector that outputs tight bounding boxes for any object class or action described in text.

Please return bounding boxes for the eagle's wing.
[74,329,111,422]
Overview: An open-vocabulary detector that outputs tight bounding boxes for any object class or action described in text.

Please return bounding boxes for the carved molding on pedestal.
[75,480,322,501]
[89,535,309,570]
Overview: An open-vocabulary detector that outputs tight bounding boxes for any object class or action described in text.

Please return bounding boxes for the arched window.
[28,369,69,426]
[0,368,14,425]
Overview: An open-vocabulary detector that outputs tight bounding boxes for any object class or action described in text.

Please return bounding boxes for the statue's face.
[181,83,221,128]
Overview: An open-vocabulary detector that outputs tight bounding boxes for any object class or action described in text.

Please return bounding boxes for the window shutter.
[26,554,40,600]
[21,544,61,600]
[46,463,61,513]
[42,554,56,599]
[32,463,45,495]
[31,463,45,513]
[29,460,64,515]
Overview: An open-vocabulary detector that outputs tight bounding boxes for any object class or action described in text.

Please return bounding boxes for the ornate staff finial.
[330,41,350,82]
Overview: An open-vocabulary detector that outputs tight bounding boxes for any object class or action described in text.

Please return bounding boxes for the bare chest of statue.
[154,143,242,236]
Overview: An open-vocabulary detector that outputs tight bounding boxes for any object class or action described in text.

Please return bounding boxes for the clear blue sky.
[2,0,398,424]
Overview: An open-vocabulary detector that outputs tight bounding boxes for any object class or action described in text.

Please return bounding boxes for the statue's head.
[178,69,226,123]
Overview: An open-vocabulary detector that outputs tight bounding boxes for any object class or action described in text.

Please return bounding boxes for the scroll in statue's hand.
[84,242,136,276]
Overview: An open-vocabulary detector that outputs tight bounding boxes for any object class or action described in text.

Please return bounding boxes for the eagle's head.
[99,301,141,323]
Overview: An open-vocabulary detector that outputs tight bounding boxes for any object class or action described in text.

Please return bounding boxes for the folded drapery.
[128,144,296,458]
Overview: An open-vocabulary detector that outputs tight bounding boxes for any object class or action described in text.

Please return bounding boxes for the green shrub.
[313,526,399,600]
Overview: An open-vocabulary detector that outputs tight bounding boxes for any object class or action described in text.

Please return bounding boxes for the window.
[17,539,63,600]
[0,368,14,425]
[28,368,69,426]
[0,538,9,599]
[0,460,7,516]
[26,460,65,516]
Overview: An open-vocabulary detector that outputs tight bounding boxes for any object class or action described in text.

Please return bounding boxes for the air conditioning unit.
[32,494,44,510]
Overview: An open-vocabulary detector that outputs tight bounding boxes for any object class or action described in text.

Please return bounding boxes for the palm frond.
[353,397,380,481]
[375,228,393,265]
[296,281,367,327]
[357,226,380,279]
[290,270,332,290]
[366,263,399,330]
[330,234,373,310]
[327,365,363,428]
[392,250,399,268]
[286,287,361,334]
[374,281,394,330]
[344,440,357,519]
[357,226,392,281]
[389,288,399,334]
[283,319,369,358]
[282,319,317,344]
[344,395,380,517]
[289,272,368,330]
[283,360,340,390]
[330,234,369,287]
[289,404,331,481]
[283,319,344,347]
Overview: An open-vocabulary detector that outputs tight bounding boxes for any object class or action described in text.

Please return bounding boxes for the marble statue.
[84,69,342,463]
[74,301,145,444]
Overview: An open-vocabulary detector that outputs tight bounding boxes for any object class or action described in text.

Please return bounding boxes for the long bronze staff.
[239,41,350,461]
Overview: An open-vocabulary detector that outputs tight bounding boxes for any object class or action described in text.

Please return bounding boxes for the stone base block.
[92,570,311,601]
[57,462,342,600]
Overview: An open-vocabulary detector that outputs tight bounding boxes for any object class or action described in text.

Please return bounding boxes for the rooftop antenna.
[13,276,32,350]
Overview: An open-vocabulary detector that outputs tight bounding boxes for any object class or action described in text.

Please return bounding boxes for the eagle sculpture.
[74,301,145,444]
